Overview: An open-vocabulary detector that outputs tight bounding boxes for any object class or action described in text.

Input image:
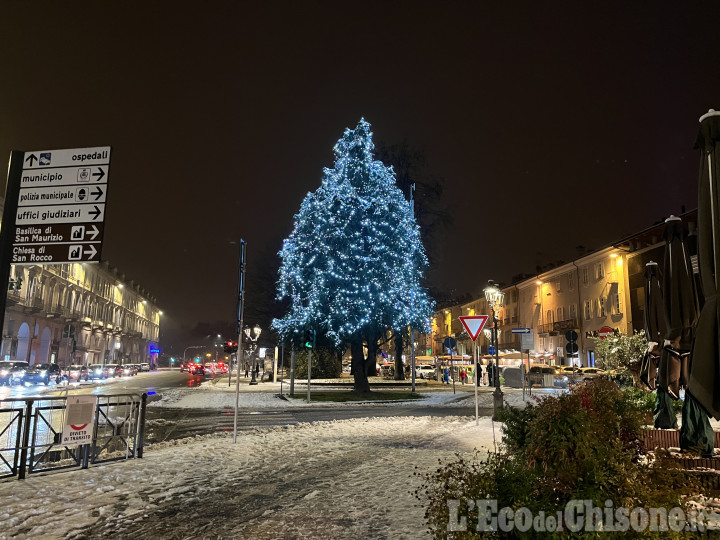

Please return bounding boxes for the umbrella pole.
[708,153,720,294]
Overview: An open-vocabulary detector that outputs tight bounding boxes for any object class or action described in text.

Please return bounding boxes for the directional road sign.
[459,315,489,341]
[488,346,496,355]
[511,327,532,334]
[11,146,110,264]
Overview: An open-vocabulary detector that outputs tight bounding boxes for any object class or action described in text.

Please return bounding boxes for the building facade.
[428,212,698,368]
[2,260,160,367]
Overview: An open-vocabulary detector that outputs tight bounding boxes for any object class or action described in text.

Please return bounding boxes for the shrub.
[416,379,700,538]
[293,346,341,379]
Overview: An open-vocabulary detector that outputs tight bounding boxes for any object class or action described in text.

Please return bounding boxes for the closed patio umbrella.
[655,216,701,433]
[683,110,720,456]
[639,261,665,391]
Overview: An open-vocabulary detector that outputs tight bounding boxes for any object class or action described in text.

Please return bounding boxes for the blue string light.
[273,119,434,345]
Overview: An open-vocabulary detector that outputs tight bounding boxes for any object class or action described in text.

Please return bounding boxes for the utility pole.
[233,239,246,444]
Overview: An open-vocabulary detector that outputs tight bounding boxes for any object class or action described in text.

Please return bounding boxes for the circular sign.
[565,330,578,342]
[598,326,614,339]
[443,337,457,350]
[488,346,496,355]
[565,342,579,354]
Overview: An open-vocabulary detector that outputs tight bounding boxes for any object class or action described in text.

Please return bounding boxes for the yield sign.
[459,315,489,341]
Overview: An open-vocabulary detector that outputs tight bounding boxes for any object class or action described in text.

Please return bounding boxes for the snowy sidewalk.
[0,416,504,539]
[148,376,554,410]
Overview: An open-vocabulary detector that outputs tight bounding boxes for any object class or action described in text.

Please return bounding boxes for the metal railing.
[0,393,147,480]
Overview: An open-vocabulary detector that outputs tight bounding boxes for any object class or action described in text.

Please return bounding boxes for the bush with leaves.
[621,385,683,421]
[593,330,647,384]
[293,346,341,379]
[416,379,700,538]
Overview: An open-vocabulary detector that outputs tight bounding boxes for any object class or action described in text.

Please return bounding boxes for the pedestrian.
[460,369,467,385]
[443,367,450,384]
[245,367,249,378]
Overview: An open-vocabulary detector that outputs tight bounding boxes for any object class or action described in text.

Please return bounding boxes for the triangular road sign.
[459,315,489,341]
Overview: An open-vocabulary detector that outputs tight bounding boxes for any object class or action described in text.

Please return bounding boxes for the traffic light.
[223,340,238,353]
[304,330,316,349]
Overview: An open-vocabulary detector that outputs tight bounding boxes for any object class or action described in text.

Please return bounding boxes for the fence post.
[81,444,90,469]
[136,393,147,458]
[18,400,33,480]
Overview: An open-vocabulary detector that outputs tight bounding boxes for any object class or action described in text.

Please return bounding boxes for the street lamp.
[484,280,505,420]
[245,324,262,384]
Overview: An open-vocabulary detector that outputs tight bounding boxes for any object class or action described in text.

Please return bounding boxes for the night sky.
[2,2,719,350]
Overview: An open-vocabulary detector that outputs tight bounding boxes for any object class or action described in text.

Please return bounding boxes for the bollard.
[81,443,90,469]
[136,393,147,458]
[18,400,33,480]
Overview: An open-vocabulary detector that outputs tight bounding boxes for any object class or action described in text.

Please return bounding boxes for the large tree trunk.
[351,340,371,393]
[394,329,406,380]
[365,331,378,377]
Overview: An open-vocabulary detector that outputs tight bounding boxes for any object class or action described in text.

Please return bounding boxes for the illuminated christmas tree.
[273,119,433,391]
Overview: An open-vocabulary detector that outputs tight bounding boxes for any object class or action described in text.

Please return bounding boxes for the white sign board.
[61,395,97,446]
[521,333,534,351]
[12,146,110,264]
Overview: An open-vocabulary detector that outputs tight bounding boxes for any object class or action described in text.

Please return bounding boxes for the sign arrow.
[511,327,532,334]
[91,187,103,200]
[89,206,102,220]
[85,245,97,259]
[92,168,105,181]
[24,154,37,166]
[87,225,100,240]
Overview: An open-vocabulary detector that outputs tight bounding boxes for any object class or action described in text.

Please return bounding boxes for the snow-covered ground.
[0,382,561,539]
[148,376,549,410]
[0,415,503,539]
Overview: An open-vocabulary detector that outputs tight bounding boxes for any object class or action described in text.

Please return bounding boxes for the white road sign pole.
[474,337,479,425]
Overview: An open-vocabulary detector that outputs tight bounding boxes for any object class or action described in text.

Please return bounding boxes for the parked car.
[120,364,135,376]
[578,367,608,381]
[139,363,150,372]
[554,365,582,385]
[380,364,394,377]
[526,364,557,387]
[106,364,122,378]
[9,362,30,385]
[127,364,140,375]
[22,363,63,385]
[66,364,89,382]
[415,365,437,379]
[88,364,109,380]
[0,361,29,385]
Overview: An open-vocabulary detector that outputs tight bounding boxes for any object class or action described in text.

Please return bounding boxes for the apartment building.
[2,260,160,367]
[428,211,697,367]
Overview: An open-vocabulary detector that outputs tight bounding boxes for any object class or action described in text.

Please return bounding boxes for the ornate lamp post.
[484,280,505,419]
[245,324,262,385]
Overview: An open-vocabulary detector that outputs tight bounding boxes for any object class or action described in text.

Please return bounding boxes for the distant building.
[428,211,698,367]
[0,199,161,367]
